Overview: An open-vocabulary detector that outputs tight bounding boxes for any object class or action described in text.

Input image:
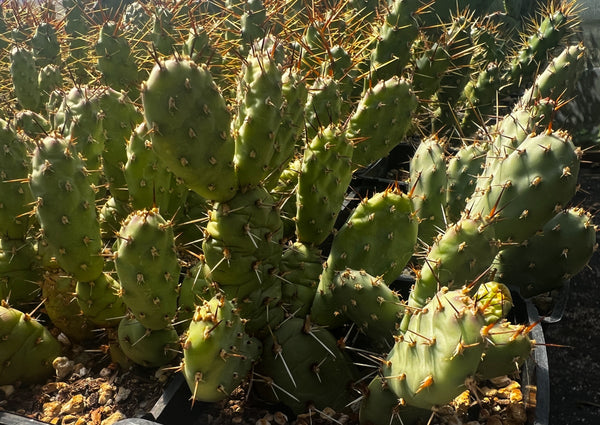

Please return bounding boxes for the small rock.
[154,368,170,384]
[0,385,14,398]
[57,333,71,346]
[52,357,75,380]
[73,364,88,377]
[510,388,523,403]
[115,386,131,403]
[60,394,85,415]
[41,401,62,421]
[101,411,126,425]
[319,407,336,420]
[42,382,68,393]
[99,368,113,379]
[273,411,288,424]
[97,383,115,405]
[60,414,83,425]
[256,419,270,425]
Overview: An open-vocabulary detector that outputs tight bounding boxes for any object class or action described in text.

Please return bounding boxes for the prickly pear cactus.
[233,46,283,189]
[76,272,127,328]
[10,46,41,112]
[0,302,62,385]
[347,76,417,168]
[182,295,262,402]
[296,124,353,246]
[468,130,581,244]
[117,316,179,368]
[114,208,181,330]
[29,134,105,282]
[142,57,238,201]
[384,287,486,409]
[409,136,448,244]
[494,207,597,297]
[41,270,97,342]
[202,186,283,288]
[254,316,358,414]
[476,321,534,380]
[0,239,42,307]
[0,119,34,240]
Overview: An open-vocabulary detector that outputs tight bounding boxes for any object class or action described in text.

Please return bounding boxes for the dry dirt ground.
[544,167,600,424]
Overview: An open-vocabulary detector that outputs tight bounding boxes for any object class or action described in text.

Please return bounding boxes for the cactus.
[0,119,34,240]
[114,208,181,330]
[401,214,499,332]
[29,134,104,282]
[409,136,447,244]
[117,316,179,367]
[468,130,581,244]
[476,321,534,380]
[203,186,283,288]
[385,287,487,410]
[40,270,97,341]
[494,207,597,297]
[124,122,186,215]
[76,272,127,328]
[348,76,417,168]
[369,0,419,81]
[0,239,41,307]
[142,57,238,202]
[233,46,284,189]
[31,22,60,67]
[0,302,62,385]
[254,316,358,414]
[10,46,41,112]
[312,186,417,327]
[182,295,262,402]
[95,21,140,95]
[296,124,353,246]
[97,87,143,203]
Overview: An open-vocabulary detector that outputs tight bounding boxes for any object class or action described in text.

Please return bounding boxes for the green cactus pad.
[41,271,97,342]
[385,287,486,409]
[182,295,262,402]
[233,47,284,189]
[468,130,581,244]
[29,134,104,282]
[118,316,179,367]
[203,186,283,288]
[409,137,448,245]
[348,76,417,169]
[296,125,353,246]
[115,208,181,330]
[0,119,34,240]
[494,207,597,298]
[477,321,534,380]
[142,57,238,201]
[76,272,127,328]
[0,303,62,385]
[254,316,358,415]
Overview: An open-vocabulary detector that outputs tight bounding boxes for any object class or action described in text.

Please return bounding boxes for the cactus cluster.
[0,0,596,423]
